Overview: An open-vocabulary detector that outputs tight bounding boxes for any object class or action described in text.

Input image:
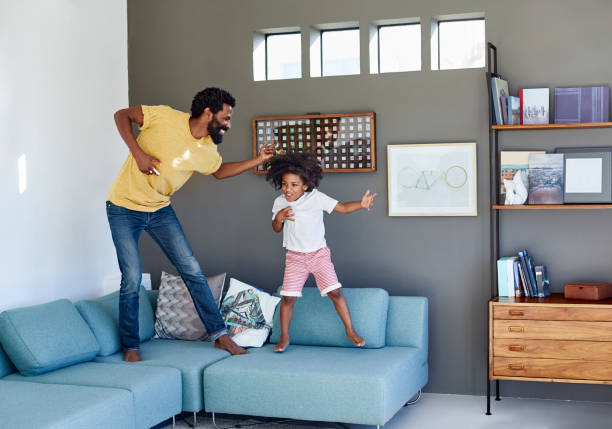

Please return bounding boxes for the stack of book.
[491,76,610,126]
[497,250,550,298]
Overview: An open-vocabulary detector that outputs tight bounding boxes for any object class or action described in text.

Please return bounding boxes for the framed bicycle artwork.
[387,142,477,216]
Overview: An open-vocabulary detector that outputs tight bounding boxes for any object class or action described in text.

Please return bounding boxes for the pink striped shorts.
[281,247,341,297]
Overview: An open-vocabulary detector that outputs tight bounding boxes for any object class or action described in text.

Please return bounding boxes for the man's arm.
[333,190,376,214]
[114,106,160,175]
[213,142,275,179]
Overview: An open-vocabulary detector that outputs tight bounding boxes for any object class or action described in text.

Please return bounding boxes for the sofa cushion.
[0,343,16,377]
[95,338,229,412]
[154,271,226,341]
[0,299,100,376]
[0,379,135,429]
[203,344,428,425]
[75,286,154,356]
[270,287,389,348]
[5,361,181,429]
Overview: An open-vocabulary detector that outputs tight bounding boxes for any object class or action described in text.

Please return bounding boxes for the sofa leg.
[404,389,422,406]
[172,415,176,428]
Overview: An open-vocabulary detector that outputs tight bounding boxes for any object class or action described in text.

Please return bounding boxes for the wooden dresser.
[489,294,612,385]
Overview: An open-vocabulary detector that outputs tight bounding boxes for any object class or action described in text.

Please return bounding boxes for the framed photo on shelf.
[560,151,612,203]
[387,142,477,216]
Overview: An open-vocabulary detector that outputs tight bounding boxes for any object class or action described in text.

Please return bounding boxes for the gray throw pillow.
[154,271,226,341]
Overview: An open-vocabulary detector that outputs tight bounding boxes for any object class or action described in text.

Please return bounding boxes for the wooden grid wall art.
[252,112,376,174]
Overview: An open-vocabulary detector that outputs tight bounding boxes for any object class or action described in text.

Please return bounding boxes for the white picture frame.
[387,142,477,216]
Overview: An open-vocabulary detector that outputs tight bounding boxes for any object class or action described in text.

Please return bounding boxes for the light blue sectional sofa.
[0,286,428,429]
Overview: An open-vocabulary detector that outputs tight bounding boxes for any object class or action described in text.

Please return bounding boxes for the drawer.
[493,338,612,361]
[494,320,612,341]
[493,305,612,322]
[494,357,612,381]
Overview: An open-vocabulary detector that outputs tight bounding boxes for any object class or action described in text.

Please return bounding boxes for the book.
[521,88,549,124]
[507,96,520,125]
[516,258,530,297]
[555,86,610,123]
[500,151,545,204]
[517,250,535,296]
[512,259,523,297]
[528,153,564,204]
[497,257,510,297]
[491,77,509,125]
[501,95,508,125]
[506,256,519,297]
[535,265,550,297]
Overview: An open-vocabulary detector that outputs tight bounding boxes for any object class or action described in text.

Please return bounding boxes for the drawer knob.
[508,326,524,333]
[509,310,524,316]
[509,344,525,352]
[508,363,524,371]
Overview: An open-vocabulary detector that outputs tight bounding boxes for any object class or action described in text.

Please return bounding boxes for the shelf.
[491,122,612,130]
[493,204,612,210]
[492,293,612,306]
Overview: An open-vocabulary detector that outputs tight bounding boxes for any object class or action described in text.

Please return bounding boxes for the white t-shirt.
[271,189,338,253]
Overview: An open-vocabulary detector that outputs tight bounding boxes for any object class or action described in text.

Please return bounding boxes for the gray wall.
[126,0,612,401]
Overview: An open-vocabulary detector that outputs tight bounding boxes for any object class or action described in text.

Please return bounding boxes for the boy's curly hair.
[265,151,323,192]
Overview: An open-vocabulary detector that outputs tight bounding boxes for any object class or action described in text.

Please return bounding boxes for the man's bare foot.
[214,334,247,355]
[123,349,141,362]
[274,335,290,352]
[347,330,365,347]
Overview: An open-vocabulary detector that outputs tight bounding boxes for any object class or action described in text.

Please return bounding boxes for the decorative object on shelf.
[564,281,612,300]
[554,86,609,124]
[527,153,564,204]
[519,88,549,124]
[534,265,550,297]
[500,151,544,204]
[560,151,612,203]
[252,112,375,174]
[387,142,477,216]
[491,77,509,125]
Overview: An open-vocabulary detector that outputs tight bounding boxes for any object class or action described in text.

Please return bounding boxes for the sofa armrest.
[385,296,428,352]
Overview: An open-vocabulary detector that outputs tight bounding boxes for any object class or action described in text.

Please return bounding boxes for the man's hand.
[134,151,161,175]
[360,189,377,211]
[258,141,276,163]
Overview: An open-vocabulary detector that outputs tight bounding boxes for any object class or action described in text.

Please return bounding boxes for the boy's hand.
[275,207,294,223]
[135,151,161,175]
[360,190,376,211]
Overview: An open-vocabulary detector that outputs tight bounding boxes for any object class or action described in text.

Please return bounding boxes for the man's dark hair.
[265,151,323,192]
[190,87,236,118]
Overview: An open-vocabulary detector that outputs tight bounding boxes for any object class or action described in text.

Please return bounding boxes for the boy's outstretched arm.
[333,190,376,214]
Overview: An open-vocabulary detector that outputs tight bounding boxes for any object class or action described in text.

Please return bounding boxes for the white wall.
[0,0,128,311]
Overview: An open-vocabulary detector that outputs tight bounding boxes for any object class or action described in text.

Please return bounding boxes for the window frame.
[320,27,360,77]
[376,22,421,74]
[436,17,485,70]
[264,31,302,81]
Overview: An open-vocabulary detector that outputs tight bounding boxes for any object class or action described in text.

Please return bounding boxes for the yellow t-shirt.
[107,105,222,212]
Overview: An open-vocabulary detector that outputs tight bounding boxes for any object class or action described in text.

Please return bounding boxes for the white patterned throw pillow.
[220,278,280,347]
[154,271,226,341]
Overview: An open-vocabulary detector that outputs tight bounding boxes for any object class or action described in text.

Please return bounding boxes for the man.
[107,87,274,361]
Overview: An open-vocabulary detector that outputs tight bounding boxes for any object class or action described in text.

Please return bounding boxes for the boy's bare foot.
[347,330,365,347]
[274,335,290,352]
[123,350,141,362]
[215,334,247,355]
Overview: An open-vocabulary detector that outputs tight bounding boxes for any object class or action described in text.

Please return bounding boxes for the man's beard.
[208,120,228,145]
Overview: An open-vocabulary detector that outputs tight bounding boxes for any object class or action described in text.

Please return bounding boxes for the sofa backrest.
[0,299,100,376]
[75,286,154,357]
[385,296,428,352]
[0,343,16,377]
[270,287,389,348]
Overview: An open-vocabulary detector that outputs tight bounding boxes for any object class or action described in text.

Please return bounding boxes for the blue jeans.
[106,201,227,350]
